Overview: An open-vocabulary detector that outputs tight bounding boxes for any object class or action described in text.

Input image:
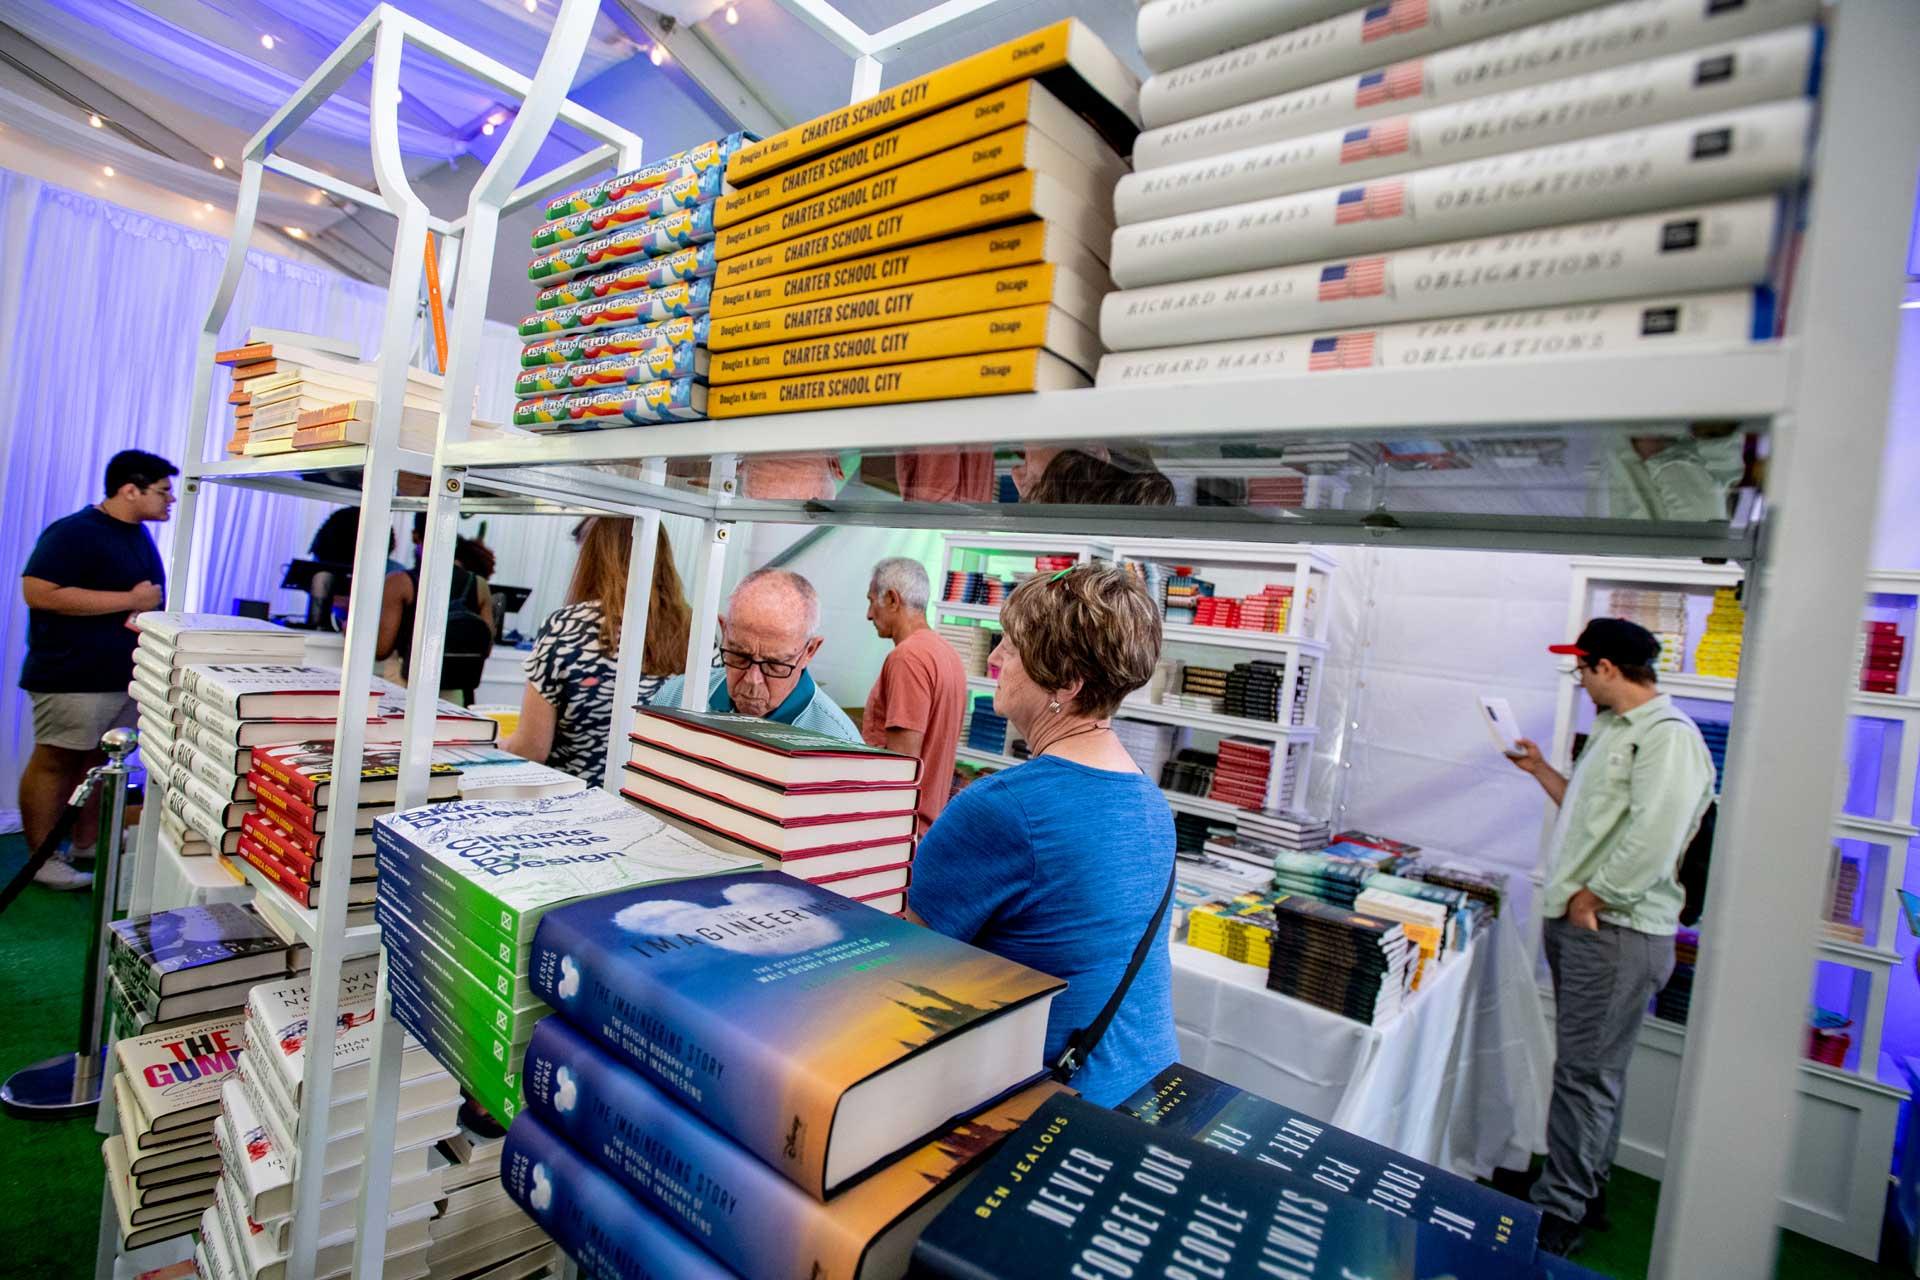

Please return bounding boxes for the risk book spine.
[1109,100,1812,289]
[718,80,1123,229]
[1131,0,1823,170]
[525,869,1063,1198]
[520,316,708,368]
[511,381,707,430]
[713,123,1112,263]
[912,1094,1531,1279]
[1139,0,1611,130]
[177,771,252,828]
[726,19,1139,185]
[1137,0,1356,73]
[1100,197,1781,351]
[514,345,709,398]
[532,244,718,311]
[713,171,1113,291]
[500,1113,738,1280]
[542,131,753,221]
[1097,290,1771,387]
[709,261,1103,351]
[516,281,711,340]
[528,206,717,285]
[709,348,1088,419]
[1117,25,1819,225]
[173,740,251,802]
[531,166,726,248]
[711,304,1101,384]
[710,219,1108,319]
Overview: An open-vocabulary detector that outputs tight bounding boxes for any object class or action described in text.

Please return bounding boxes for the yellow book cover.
[726,20,1138,186]
[708,263,1104,351]
[715,81,1127,230]
[713,123,1111,264]
[710,304,1102,384]
[713,171,1113,291]
[708,348,1087,418]
[711,219,1107,319]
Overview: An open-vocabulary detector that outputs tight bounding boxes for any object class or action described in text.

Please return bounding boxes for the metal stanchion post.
[1,728,137,1119]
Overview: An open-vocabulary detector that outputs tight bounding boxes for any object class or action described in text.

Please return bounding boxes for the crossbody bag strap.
[1051,864,1178,1083]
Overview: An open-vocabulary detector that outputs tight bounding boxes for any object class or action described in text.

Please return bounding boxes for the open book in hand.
[1479,695,1527,759]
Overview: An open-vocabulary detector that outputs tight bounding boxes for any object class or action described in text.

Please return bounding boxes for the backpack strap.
[1051,865,1177,1084]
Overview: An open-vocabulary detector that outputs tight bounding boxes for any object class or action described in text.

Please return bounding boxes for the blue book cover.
[523,1016,1069,1280]
[528,869,1064,1198]
[912,1095,1534,1280]
[501,1111,740,1279]
[1119,1065,1540,1257]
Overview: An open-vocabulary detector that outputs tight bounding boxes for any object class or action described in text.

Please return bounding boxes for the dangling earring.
[1047,698,1062,713]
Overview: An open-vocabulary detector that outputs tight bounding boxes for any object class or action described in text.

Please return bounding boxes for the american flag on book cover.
[1354,60,1424,108]
[1361,0,1429,42]
[1340,119,1410,164]
[1318,258,1388,301]
[1308,332,1377,371]
[1333,180,1406,224]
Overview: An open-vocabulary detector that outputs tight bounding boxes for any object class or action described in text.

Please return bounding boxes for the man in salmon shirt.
[862,557,966,837]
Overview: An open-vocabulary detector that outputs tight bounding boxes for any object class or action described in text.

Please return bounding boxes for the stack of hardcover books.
[964,692,1011,757]
[502,869,1069,1278]
[1353,885,1449,988]
[424,1130,556,1280]
[1367,870,1479,953]
[372,789,761,1125]
[1099,0,1822,390]
[1187,892,1282,967]
[213,327,357,455]
[1400,858,1508,918]
[1267,895,1416,1023]
[1111,717,1179,784]
[238,742,463,914]
[1209,735,1277,808]
[702,21,1138,418]
[1270,846,1383,907]
[1607,587,1689,672]
[934,620,996,677]
[107,902,297,1036]
[623,708,919,912]
[1860,621,1904,694]
[515,134,752,434]
[1695,585,1747,677]
[214,327,445,455]
[105,1011,246,1250]
[201,958,461,1280]
[1234,809,1330,852]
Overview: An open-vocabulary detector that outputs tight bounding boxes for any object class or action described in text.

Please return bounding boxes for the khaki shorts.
[30,692,137,752]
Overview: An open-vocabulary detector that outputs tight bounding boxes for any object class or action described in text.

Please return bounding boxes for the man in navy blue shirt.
[19,449,175,889]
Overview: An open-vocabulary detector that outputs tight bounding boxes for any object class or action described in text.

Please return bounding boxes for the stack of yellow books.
[703,20,1139,418]
[1187,894,1279,968]
[1695,586,1746,678]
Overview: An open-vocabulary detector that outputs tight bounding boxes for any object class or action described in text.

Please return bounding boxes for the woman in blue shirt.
[908,564,1178,1105]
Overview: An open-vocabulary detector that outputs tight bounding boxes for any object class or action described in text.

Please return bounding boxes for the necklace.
[1031,720,1113,757]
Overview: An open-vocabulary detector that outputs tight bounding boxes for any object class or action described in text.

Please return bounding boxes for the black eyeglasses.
[713,646,804,679]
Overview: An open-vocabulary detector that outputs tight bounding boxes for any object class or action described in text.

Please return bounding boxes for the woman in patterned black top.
[505,519,690,782]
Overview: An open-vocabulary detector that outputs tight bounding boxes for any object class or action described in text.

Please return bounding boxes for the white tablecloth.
[1171,908,1551,1179]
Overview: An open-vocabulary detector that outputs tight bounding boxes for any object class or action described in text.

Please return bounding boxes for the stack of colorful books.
[106,1011,245,1250]
[1187,893,1281,966]
[1099,0,1821,391]
[372,789,760,1126]
[1162,566,1212,624]
[1266,895,1415,1024]
[1400,858,1507,918]
[214,328,446,455]
[942,570,1009,606]
[1607,587,1689,672]
[1696,586,1747,677]
[1270,847,1381,907]
[700,22,1137,418]
[502,870,1069,1277]
[515,134,751,434]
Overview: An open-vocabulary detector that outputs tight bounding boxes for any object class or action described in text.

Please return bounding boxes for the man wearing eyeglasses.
[18,449,177,890]
[643,567,860,743]
[1507,617,1715,1257]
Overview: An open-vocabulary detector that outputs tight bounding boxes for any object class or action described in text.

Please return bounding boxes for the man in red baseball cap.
[1508,617,1716,1256]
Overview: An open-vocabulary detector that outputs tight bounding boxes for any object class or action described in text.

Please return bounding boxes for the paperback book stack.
[1160,747,1218,799]
[1368,871,1479,953]
[1353,886,1449,989]
[1098,0,1824,390]
[1823,851,1864,945]
[1193,584,1292,633]
[964,692,1012,757]
[372,789,761,1126]
[106,1011,246,1250]
[943,570,1009,606]
[1163,567,1212,624]
[1112,717,1179,784]
[1223,660,1285,722]
[1696,586,1747,677]
[128,613,307,859]
[1166,664,1228,713]
[1860,621,1904,694]
[238,742,463,915]
[1226,809,1330,853]
[214,327,445,455]
[1607,588,1688,672]
[624,708,920,911]
[1187,893,1282,967]
[1401,859,1508,919]
[935,620,996,677]
[1695,714,1731,784]
[1270,847,1383,908]
[703,21,1139,418]
[202,959,461,1280]
[1267,895,1415,1024]
[516,134,752,434]
[425,1131,557,1280]
[107,902,296,1037]
[501,868,1070,1278]
[1172,810,1224,855]
[1174,849,1276,917]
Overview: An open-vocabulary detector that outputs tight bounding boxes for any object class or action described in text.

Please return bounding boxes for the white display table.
[1170,908,1550,1179]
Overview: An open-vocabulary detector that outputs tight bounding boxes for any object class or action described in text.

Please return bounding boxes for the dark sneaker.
[1537,1213,1587,1257]
[1583,1184,1612,1232]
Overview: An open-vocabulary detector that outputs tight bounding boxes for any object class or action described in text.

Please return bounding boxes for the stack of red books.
[1208,737,1274,809]
[1860,621,1904,694]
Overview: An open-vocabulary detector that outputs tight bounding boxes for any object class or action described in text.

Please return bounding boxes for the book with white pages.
[237,1053,458,1177]
[178,663,386,720]
[173,737,254,803]
[104,1135,204,1247]
[1136,0,1356,73]
[212,1174,436,1280]
[133,611,307,661]
[1478,695,1528,758]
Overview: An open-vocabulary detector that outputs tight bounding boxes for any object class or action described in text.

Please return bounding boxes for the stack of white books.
[216,333,445,457]
[104,1013,244,1250]
[201,957,461,1280]
[424,1131,559,1280]
[1099,0,1823,388]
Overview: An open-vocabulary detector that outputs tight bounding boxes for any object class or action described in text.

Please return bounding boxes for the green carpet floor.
[0,830,1911,1278]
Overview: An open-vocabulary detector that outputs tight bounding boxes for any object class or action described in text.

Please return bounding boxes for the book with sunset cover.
[527,869,1063,1198]
[522,1016,1069,1279]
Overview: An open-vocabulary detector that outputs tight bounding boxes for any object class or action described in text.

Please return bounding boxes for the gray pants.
[1532,917,1677,1222]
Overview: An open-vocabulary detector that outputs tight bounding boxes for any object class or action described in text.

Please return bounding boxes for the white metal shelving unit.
[118,5,640,1280]
[362,3,1918,1279]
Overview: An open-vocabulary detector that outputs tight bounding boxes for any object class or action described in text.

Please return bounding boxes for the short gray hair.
[731,567,820,635]
[870,557,930,611]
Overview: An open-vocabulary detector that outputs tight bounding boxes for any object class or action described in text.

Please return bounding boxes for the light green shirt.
[1543,692,1716,936]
